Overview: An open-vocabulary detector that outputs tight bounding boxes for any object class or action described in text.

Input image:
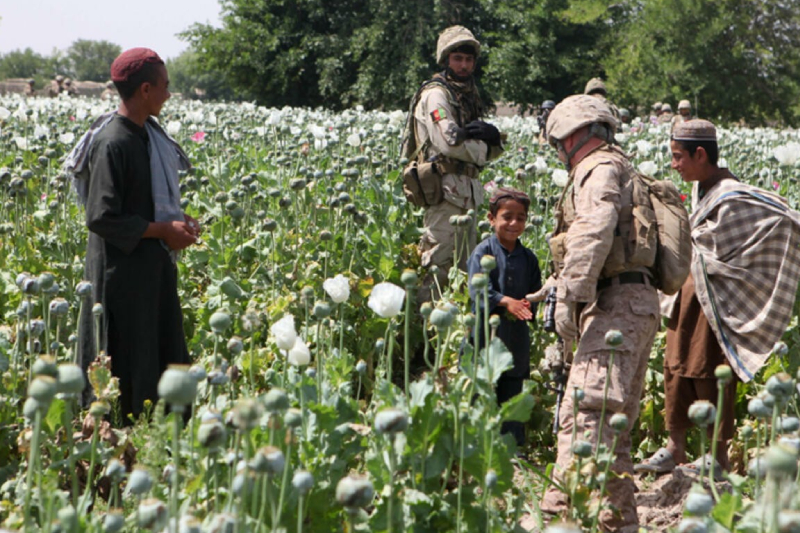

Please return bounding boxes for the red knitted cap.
[110,48,163,82]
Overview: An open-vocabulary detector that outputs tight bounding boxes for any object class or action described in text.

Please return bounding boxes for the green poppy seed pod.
[91,302,103,316]
[375,407,409,435]
[355,360,367,375]
[543,524,582,533]
[609,413,629,433]
[429,307,455,330]
[684,487,714,516]
[374,338,385,351]
[774,341,789,357]
[489,314,501,328]
[604,330,624,347]
[262,388,290,413]
[188,364,207,382]
[157,365,198,409]
[49,297,69,317]
[335,475,375,510]
[688,400,716,427]
[263,219,278,232]
[449,215,459,226]
[766,373,794,399]
[677,517,708,533]
[284,408,303,428]
[125,467,153,496]
[22,277,40,295]
[714,365,732,383]
[748,456,767,479]
[420,302,433,318]
[28,375,57,404]
[313,301,332,319]
[16,272,31,289]
[572,387,585,403]
[320,230,333,241]
[233,398,263,431]
[23,397,45,420]
[470,273,488,290]
[57,505,78,532]
[88,401,110,418]
[178,515,202,533]
[227,336,244,356]
[198,419,227,449]
[292,470,314,493]
[571,440,593,458]
[207,369,229,386]
[104,458,125,481]
[766,443,798,477]
[779,512,800,533]
[305,367,317,379]
[484,469,498,490]
[137,498,168,530]
[75,281,92,297]
[32,355,58,377]
[463,313,476,327]
[457,214,471,226]
[779,417,800,434]
[400,269,418,287]
[37,272,56,291]
[290,178,306,191]
[209,311,232,334]
[206,513,236,532]
[741,424,754,439]
[748,397,772,419]
[219,277,244,300]
[480,255,497,272]
[102,511,125,533]
[763,392,777,409]
[232,472,255,495]
[57,364,85,395]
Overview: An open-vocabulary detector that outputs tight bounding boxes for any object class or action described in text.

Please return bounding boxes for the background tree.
[65,39,121,82]
[167,49,236,101]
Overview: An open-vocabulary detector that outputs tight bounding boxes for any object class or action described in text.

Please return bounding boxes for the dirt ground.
[517,468,729,532]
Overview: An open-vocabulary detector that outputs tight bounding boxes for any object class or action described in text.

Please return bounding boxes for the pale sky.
[0,0,223,59]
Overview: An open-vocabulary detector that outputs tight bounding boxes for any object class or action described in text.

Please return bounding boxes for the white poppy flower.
[33,125,48,139]
[346,133,361,147]
[636,140,653,154]
[638,161,658,175]
[773,142,800,167]
[718,158,728,169]
[270,315,297,351]
[59,132,75,145]
[14,137,28,150]
[287,338,310,367]
[368,282,405,318]
[166,121,182,136]
[323,274,350,304]
[0,107,10,120]
[551,169,569,187]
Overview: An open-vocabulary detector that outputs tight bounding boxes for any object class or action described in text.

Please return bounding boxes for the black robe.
[78,114,189,419]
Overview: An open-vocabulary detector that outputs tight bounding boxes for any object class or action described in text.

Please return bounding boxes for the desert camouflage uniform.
[414,85,502,301]
[542,145,660,530]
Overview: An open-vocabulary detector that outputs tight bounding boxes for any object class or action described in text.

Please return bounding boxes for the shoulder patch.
[430,108,447,123]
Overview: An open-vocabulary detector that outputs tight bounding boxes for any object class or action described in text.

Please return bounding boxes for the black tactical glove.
[465,120,501,146]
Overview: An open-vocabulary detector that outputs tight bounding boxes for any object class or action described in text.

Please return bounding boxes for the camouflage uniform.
[658,103,674,124]
[411,26,503,301]
[540,95,659,530]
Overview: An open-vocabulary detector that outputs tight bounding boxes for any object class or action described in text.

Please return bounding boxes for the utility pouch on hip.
[402,160,443,207]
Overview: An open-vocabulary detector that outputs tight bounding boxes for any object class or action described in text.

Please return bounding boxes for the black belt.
[597,272,650,291]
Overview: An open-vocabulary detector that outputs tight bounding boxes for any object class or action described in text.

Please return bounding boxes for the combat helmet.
[55,75,64,83]
[546,94,618,169]
[542,100,556,110]
[678,99,691,110]
[584,77,607,96]
[662,103,673,112]
[436,26,481,65]
[619,108,630,119]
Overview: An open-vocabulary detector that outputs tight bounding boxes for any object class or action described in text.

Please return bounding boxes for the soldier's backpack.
[633,172,691,295]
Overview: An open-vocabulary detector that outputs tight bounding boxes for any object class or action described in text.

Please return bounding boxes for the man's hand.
[527,276,557,303]
[183,213,202,238]
[555,300,578,339]
[465,120,501,146]
[144,220,197,251]
[500,296,533,321]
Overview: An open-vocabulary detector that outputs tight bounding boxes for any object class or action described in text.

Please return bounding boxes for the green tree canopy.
[65,39,121,82]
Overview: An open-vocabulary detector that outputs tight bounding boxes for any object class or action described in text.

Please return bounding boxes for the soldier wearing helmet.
[529,94,659,530]
[537,100,556,145]
[658,102,674,124]
[48,75,65,97]
[401,25,504,303]
[649,102,663,124]
[619,108,631,125]
[583,77,621,131]
[671,99,693,130]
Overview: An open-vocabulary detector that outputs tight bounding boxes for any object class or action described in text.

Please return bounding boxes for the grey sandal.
[675,454,724,481]
[634,447,676,473]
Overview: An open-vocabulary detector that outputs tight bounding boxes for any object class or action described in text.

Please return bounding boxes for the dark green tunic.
[78,114,189,419]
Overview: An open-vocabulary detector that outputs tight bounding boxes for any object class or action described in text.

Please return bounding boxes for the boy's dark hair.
[114,61,163,101]
[489,187,530,215]
[672,138,719,166]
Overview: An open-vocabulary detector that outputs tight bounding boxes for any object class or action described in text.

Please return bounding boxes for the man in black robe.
[78,48,200,420]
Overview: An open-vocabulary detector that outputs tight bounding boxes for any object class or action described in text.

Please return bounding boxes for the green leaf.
[44,398,66,435]
[409,377,434,410]
[711,491,742,529]
[478,337,514,385]
[500,387,535,423]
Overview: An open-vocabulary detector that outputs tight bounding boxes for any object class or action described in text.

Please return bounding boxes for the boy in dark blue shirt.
[467,188,542,447]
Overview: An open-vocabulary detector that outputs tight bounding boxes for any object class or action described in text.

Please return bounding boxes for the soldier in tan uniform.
[405,26,504,302]
[530,95,660,530]
[584,78,620,130]
[658,103,675,124]
[48,75,65,97]
[671,99,693,130]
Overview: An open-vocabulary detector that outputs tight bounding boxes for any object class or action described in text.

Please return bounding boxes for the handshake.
[456,120,502,147]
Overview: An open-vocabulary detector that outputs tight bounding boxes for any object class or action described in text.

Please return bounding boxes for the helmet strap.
[445,65,472,83]
[560,123,614,170]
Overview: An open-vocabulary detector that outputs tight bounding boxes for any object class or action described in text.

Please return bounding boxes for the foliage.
[64,39,121,82]
[166,50,237,101]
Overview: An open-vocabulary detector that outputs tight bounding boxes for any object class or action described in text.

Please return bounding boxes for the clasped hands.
[526,277,578,340]
[455,120,501,146]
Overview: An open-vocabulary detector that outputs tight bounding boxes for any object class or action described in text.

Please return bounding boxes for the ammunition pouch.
[402,160,443,208]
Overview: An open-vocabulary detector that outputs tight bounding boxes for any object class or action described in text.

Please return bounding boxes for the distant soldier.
[101,80,117,101]
[63,78,77,96]
[658,103,674,124]
[537,100,556,145]
[671,99,693,129]
[584,77,621,129]
[48,75,65,97]
[649,102,662,124]
[619,108,631,125]
[24,79,35,97]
